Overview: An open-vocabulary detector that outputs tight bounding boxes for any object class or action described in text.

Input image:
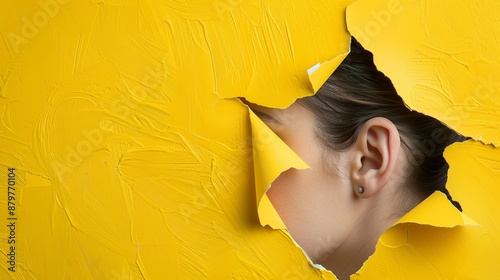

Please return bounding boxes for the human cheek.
[267,169,325,252]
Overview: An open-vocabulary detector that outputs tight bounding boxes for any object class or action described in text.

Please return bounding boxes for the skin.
[248,101,419,280]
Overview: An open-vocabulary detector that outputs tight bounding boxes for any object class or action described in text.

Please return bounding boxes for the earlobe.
[350,117,400,198]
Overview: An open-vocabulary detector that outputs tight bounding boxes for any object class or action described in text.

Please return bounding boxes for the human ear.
[349,117,401,198]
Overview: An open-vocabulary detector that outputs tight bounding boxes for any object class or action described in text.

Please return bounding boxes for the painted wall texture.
[0,0,499,279]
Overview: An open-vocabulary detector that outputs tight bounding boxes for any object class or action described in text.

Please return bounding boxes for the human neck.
[320,201,403,280]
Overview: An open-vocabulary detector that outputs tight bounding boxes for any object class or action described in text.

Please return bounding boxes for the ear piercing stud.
[358,186,364,194]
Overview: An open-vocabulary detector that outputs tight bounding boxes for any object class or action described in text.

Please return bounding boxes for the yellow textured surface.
[345,0,500,278]
[0,0,499,279]
[249,109,308,229]
[353,141,500,279]
[346,0,500,146]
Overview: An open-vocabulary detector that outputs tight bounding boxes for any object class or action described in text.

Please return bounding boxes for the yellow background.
[1,0,499,279]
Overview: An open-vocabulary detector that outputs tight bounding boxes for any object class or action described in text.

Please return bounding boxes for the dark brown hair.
[299,37,464,211]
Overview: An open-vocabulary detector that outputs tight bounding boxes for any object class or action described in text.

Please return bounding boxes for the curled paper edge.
[307,51,350,94]
[393,191,480,228]
[248,109,309,229]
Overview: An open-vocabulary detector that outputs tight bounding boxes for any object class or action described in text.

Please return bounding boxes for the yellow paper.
[353,141,500,279]
[346,0,500,146]
[0,1,348,279]
[249,109,309,229]
[307,51,350,94]
[1,0,499,279]
[393,191,479,228]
